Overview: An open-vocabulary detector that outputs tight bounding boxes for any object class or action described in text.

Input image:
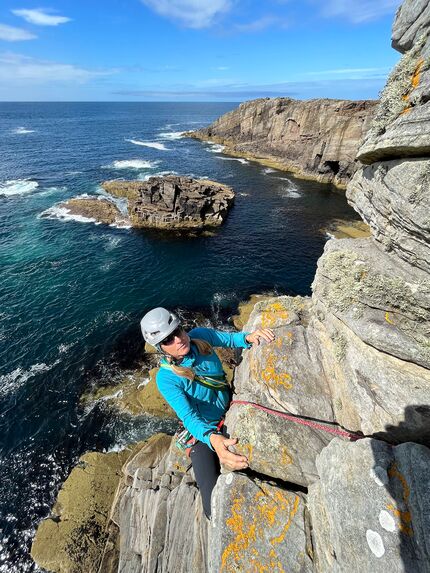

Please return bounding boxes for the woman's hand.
[210,434,249,471]
[246,328,275,346]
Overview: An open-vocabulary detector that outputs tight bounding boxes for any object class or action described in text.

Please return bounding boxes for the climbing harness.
[230,400,363,441]
[175,419,225,457]
[159,359,230,391]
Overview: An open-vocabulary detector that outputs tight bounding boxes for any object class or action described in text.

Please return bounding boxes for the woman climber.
[140,307,275,519]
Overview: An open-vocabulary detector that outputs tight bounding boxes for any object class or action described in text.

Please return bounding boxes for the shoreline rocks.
[188,97,377,189]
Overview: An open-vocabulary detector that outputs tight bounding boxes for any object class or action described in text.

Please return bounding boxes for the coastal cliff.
[31,1,430,571]
[189,97,378,189]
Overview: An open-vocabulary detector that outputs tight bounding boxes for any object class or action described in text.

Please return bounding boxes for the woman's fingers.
[250,328,276,345]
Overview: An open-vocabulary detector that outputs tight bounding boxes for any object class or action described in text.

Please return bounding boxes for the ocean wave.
[206,143,225,153]
[157,131,185,141]
[126,139,170,151]
[13,127,35,134]
[37,186,67,198]
[0,361,59,398]
[137,170,178,182]
[39,205,99,225]
[238,192,249,197]
[263,167,276,174]
[0,179,39,196]
[280,181,301,199]
[218,157,249,165]
[96,187,129,215]
[105,159,160,170]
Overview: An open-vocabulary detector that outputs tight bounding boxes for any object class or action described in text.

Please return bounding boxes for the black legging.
[189,441,221,519]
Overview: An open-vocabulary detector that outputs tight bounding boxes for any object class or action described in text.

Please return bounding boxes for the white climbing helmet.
[140,307,180,346]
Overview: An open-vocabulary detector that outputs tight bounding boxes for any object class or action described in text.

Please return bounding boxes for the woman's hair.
[164,338,212,380]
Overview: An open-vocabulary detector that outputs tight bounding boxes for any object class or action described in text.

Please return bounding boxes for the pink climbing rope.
[230,399,363,441]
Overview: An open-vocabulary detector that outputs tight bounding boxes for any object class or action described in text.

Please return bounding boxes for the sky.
[0,0,403,101]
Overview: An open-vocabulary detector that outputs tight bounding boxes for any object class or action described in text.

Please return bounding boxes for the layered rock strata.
[189,97,377,188]
[102,176,235,229]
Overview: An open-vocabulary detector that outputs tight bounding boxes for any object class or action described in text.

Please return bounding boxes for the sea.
[0,102,361,571]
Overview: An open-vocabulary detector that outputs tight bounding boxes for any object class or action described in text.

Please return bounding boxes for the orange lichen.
[221,483,301,572]
[261,302,289,328]
[386,462,414,536]
[259,349,293,391]
[401,58,425,114]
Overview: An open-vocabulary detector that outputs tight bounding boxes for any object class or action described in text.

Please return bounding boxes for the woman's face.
[160,327,191,360]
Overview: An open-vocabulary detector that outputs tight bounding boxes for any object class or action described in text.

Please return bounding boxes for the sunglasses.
[161,326,183,346]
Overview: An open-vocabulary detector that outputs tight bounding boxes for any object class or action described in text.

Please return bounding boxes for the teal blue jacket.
[156,327,250,449]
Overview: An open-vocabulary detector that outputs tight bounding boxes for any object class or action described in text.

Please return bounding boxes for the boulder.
[209,472,313,573]
[189,97,377,188]
[308,438,430,572]
[392,0,430,53]
[102,176,235,229]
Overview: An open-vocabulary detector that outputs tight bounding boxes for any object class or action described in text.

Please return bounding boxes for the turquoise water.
[0,102,360,570]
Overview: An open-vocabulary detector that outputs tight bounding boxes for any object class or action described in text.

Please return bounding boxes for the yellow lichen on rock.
[220,483,301,572]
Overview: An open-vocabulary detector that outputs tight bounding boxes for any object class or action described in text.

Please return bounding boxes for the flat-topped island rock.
[103,175,235,229]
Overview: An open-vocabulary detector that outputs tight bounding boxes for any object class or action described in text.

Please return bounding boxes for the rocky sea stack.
[57,176,235,230]
[102,175,235,229]
[188,98,378,189]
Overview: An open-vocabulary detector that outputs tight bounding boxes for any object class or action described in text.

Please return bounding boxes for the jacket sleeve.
[156,370,218,449]
[189,327,252,349]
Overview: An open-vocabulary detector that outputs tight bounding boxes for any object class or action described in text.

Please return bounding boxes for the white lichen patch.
[366,529,385,557]
[225,472,233,485]
[370,466,389,486]
[379,510,396,532]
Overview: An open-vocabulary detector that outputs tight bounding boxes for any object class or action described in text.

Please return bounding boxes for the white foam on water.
[13,127,35,134]
[218,157,249,165]
[263,167,275,174]
[280,183,301,199]
[104,159,160,170]
[0,179,39,196]
[238,192,249,197]
[37,186,67,198]
[96,187,129,215]
[157,131,185,140]
[0,361,59,398]
[39,205,97,224]
[325,232,336,240]
[206,143,225,153]
[126,139,169,151]
[137,170,178,182]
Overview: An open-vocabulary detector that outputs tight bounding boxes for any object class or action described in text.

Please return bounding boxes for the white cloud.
[318,0,401,23]
[12,8,71,26]
[0,52,117,83]
[140,0,232,28]
[235,15,286,32]
[303,67,390,78]
[0,23,36,41]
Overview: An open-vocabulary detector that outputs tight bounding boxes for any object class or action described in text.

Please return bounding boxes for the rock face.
[102,176,235,229]
[189,97,377,188]
[56,197,128,227]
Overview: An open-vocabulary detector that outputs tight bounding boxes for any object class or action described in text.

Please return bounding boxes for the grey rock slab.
[308,437,430,572]
[237,295,334,421]
[311,312,430,443]
[347,158,430,275]
[392,0,430,53]
[312,238,430,368]
[225,402,334,487]
[209,472,314,573]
